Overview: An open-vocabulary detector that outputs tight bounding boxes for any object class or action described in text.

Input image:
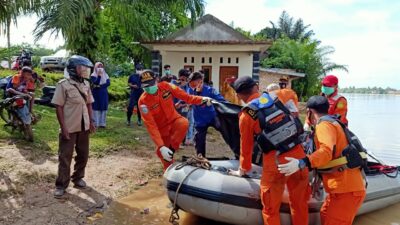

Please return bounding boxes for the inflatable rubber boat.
[164,159,400,225]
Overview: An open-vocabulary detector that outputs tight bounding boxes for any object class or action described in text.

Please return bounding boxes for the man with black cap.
[138,70,212,170]
[229,76,309,225]
[278,95,365,225]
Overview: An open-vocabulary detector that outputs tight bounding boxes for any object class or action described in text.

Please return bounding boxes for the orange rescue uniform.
[309,120,366,225]
[138,82,203,170]
[239,92,310,225]
[327,93,348,125]
[276,88,299,107]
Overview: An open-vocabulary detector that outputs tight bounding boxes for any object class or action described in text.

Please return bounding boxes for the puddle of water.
[99,179,400,225]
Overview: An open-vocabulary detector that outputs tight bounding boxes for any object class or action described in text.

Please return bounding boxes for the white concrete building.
[142,14,271,94]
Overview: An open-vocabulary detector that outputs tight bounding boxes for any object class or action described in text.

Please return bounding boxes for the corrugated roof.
[260,68,305,77]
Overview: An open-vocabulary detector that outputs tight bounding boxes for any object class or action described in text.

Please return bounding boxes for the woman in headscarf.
[90,62,110,128]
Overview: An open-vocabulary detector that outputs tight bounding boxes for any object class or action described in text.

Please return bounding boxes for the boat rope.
[175,154,211,170]
[366,152,400,178]
[169,155,211,225]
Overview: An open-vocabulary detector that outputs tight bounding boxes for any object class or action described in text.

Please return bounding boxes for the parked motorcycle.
[0,94,37,141]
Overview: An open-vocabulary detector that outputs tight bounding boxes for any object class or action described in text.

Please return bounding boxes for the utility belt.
[252,136,303,167]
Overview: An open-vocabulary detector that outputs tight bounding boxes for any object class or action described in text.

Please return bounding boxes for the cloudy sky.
[1,0,399,88]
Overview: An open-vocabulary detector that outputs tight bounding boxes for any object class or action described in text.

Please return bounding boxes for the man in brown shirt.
[51,55,95,198]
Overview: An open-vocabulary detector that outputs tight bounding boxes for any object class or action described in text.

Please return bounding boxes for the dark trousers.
[55,130,89,189]
[194,119,221,157]
[127,95,141,122]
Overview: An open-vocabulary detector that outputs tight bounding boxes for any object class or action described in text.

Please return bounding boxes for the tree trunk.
[7,18,11,69]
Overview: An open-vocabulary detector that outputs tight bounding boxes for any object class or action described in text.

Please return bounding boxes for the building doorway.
[219,66,238,92]
[201,66,212,86]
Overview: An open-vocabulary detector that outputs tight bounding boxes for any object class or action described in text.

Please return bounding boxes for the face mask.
[321,86,335,96]
[165,70,171,75]
[144,85,158,94]
[80,67,91,79]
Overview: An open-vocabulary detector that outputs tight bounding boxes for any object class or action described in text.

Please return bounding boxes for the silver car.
[40,50,69,72]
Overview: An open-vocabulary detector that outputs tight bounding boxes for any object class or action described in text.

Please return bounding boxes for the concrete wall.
[162,51,253,88]
[259,71,294,91]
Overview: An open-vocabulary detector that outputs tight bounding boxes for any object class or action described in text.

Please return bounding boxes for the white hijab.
[91,62,109,85]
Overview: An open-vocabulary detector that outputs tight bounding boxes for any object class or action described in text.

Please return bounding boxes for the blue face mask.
[321,86,335,96]
[165,70,171,75]
[144,85,158,94]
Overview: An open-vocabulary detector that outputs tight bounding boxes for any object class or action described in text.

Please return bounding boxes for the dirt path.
[0,129,232,225]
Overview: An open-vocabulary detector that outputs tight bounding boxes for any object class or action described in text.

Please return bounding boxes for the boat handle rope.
[169,155,211,224]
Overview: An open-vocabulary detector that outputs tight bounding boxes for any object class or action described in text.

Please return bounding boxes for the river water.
[101,94,400,225]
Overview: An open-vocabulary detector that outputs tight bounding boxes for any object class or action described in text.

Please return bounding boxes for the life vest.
[244,92,304,154]
[316,115,368,173]
[328,93,346,115]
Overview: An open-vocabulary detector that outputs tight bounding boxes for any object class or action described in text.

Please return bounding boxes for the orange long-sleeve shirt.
[309,121,365,193]
[276,88,299,107]
[138,82,203,148]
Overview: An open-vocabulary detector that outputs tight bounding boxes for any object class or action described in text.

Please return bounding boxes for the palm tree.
[258,11,314,41]
[32,0,205,61]
[0,0,38,68]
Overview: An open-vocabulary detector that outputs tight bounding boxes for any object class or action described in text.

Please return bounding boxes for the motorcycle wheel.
[0,105,11,124]
[23,124,34,142]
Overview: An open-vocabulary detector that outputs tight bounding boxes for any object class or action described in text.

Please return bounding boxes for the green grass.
[0,104,151,158]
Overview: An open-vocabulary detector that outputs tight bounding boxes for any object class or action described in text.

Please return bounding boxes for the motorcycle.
[0,94,37,141]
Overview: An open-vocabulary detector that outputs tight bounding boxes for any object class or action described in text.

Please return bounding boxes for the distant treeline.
[340,86,399,94]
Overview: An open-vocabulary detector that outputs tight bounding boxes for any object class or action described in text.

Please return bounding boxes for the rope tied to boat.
[169,155,211,224]
[175,154,211,170]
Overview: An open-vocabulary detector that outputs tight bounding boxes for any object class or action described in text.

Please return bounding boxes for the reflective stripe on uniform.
[317,152,367,170]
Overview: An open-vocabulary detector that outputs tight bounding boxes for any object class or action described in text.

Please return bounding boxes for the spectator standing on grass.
[127,64,144,126]
[52,55,96,198]
[90,62,110,128]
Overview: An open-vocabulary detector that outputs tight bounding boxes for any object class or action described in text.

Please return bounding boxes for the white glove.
[228,168,245,177]
[201,97,213,106]
[278,157,300,176]
[303,123,311,132]
[160,146,174,162]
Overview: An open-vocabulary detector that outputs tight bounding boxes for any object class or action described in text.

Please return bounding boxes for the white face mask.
[80,67,91,79]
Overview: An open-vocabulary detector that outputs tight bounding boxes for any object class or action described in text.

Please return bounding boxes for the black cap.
[232,76,256,93]
[140,70,156,87]
[307,95,329,113]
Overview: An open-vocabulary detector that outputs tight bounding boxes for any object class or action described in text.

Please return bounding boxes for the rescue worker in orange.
[229,76,309,225]
[138,70,212,170]
[267,83,299,117]
[321,75,348,126]
[278,95,366,225]
[277,76,299,108]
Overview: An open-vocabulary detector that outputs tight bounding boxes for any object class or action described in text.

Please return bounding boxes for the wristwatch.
[298,159,306,169]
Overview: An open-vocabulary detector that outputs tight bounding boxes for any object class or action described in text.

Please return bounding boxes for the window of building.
[191,57,195,63]
[201,57,205,64]
[228,57,231,64]
[209,57,212,63]
[184,57,187,63]
[236,57,239,64]
[220,57,223,63]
